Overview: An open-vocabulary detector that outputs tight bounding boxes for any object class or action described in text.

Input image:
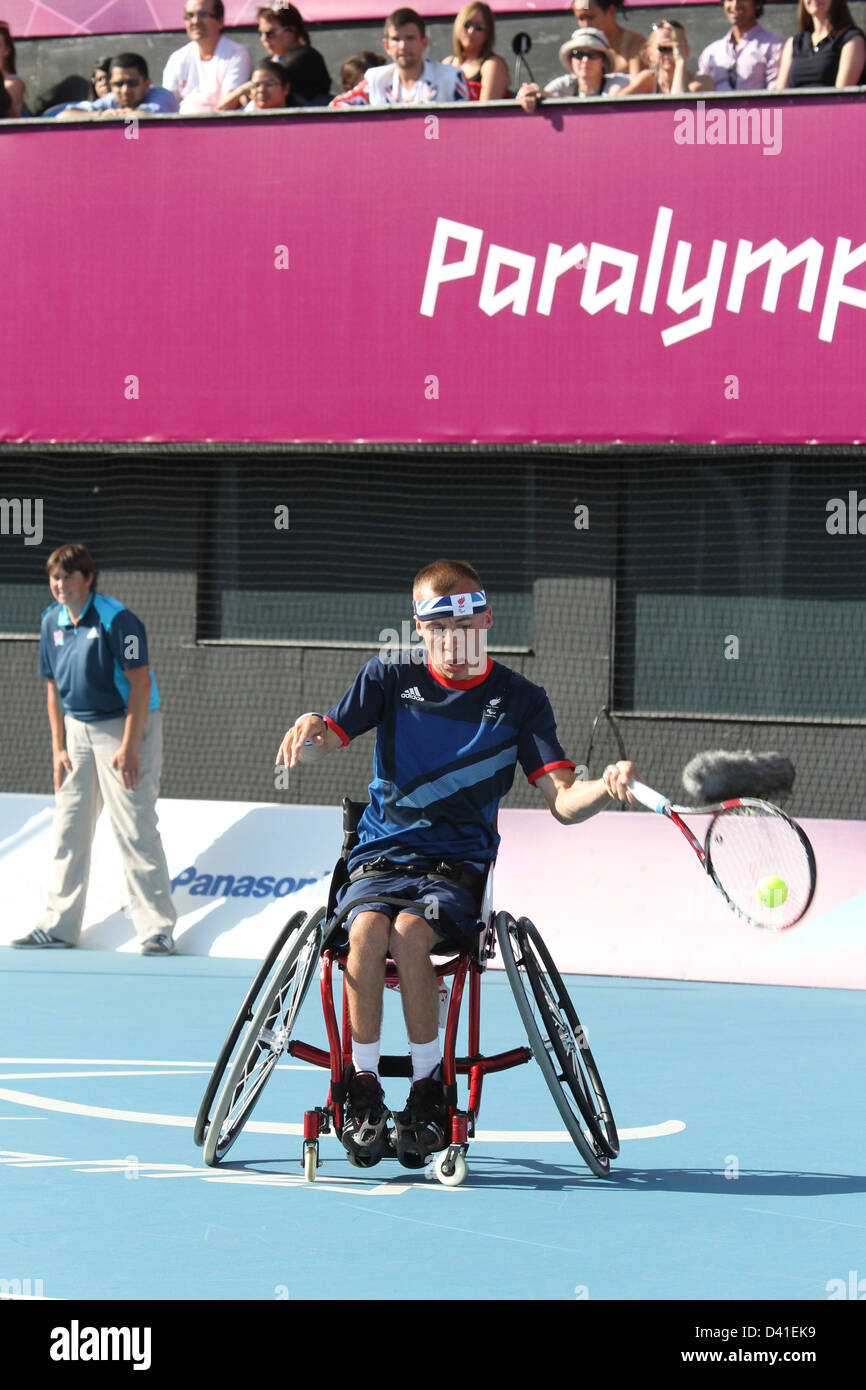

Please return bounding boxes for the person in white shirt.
[331,7,469,106]
[698,0,784,91]
[163,0,252,113]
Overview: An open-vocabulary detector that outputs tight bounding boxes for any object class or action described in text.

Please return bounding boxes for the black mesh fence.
[1,446,863,817]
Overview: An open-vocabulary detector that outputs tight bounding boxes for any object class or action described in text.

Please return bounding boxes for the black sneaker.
[11,929,75,949]
[141,934,176,956]
[341,1070,391,1167]
[392,1072,448,1169]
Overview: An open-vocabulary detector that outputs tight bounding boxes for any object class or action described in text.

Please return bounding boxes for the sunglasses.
[570,49,603,59]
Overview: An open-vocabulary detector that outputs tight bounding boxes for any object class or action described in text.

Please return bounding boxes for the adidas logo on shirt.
[401,686,424,702]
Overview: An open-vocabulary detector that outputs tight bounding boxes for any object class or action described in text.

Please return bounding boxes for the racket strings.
[706,807,814,929]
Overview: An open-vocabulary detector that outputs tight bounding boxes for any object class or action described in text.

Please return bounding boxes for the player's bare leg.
[341,910,392,1163]
[344,910,390,1043]
[389,912,447,1167]
[388,912,439,1043]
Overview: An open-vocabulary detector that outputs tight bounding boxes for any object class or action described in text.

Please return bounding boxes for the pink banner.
[2,94,866,444]
[495,811,866,989]
[6,1,714,40]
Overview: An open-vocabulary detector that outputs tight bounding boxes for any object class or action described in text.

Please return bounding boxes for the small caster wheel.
[303,1143,318,1182]
[435,1147,467,1187]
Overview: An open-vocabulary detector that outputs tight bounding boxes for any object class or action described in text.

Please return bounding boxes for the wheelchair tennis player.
[275,558,638,1170]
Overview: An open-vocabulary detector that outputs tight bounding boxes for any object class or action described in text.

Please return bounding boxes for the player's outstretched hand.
[602,760,640,805]
[275,714,327,771]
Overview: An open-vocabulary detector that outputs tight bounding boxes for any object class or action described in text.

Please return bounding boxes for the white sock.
[352,1040,380,1078]
[410,1038,441,1082]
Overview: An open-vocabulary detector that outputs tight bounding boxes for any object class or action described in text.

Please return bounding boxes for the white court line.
[0,1149,411,1195]
[0,1060,314,1071]
[0,1087,684,1142]
[0,1071,211,1082]
[0,1058,215,1066]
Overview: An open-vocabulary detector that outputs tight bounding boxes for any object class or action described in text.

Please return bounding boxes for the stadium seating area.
[3,2,863,118]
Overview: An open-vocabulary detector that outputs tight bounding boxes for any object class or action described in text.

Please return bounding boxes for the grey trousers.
[38,711,177,945]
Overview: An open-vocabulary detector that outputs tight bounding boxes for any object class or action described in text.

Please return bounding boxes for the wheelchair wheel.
[194,911,309,1147]
[496,913,618,1178]
[202,908,326,1166]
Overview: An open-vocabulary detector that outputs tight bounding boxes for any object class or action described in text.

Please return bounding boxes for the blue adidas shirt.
[325,656,574,868]
[38,593,160,721]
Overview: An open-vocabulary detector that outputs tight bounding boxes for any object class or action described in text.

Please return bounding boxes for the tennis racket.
[627,779,817,931]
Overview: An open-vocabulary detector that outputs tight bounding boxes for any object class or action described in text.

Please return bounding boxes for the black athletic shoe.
[11,929,75,949]
[392,1072,448,1169]
[140,934,176,956]
[341,1070,391,1167]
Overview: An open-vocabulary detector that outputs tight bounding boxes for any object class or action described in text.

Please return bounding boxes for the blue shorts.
[333,868,482,945]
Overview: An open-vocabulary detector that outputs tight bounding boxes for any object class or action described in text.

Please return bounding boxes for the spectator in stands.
[0,20,26,116]
[518,27,630,108]
[219,4,331,109]
[90,58,113,99]
[623,19,714,93]
[442,3,509,100]
[340,50,387,91]
[331,8,469,106]
[776,0,866,87]
[0,74,9,118]
[55,54,179,118]
[258,4,331,103]
[162,0,252,113]
[242,57,297,109]
[572,0,647,73]
[698,0,784,90]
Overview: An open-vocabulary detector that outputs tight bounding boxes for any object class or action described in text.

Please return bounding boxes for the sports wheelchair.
[194,799,619,1186]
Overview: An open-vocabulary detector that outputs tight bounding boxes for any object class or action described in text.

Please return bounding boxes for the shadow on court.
[198,1153,866,1198]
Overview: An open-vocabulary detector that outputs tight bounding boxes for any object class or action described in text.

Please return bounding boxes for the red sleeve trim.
[324,716,350,748]
[527,760,576,787]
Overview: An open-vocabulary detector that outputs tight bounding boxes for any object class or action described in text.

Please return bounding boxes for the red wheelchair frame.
[195,800,619,1186]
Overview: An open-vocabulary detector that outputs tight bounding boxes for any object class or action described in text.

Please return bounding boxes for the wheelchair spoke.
[496,914,619,1175]
[202,910,326,1166]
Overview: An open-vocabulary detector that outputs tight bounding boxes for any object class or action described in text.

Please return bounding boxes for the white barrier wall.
[1,795,862,988]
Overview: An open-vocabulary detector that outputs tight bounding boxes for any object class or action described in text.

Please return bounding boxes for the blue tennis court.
[2,946,863,1306]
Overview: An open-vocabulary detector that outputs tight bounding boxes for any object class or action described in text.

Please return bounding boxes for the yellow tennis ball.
[756,876,788,909]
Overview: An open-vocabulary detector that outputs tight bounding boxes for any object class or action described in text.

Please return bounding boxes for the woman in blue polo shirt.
[13,544,177,955]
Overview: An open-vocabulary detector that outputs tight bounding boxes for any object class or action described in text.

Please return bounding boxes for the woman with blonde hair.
[443,3,509,100]
[623,19,714,93]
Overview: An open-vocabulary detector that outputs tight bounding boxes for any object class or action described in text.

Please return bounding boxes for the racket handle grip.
[628,780,671,814]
